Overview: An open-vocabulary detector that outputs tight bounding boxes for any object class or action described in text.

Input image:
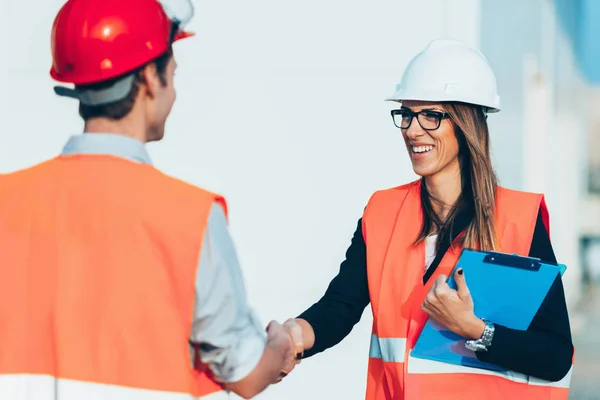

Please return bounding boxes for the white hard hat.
[386,39,501,112]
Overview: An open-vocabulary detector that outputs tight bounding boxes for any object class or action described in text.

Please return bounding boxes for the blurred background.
[0,0,599,398]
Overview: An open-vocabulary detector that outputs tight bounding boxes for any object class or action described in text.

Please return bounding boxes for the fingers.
[422,271,474,335]
[422,292,441,315]
[422,274,451,315]
[265,321,272,332]
[421,296,432,314]
[267,319,305,384]
[265,320,294,354]
[423,285,441,312]
[435,274,447,286]
[283,319,304,360]
[432,275,453,298]
[454,268,470,299]
[265,320,283,336]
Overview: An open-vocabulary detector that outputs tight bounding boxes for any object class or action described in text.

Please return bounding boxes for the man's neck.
[84,118,147,143]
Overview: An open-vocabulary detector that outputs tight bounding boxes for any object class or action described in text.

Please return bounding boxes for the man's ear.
[140,63,159,99]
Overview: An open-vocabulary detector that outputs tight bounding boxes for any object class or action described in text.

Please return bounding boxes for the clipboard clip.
[482,251,541,271]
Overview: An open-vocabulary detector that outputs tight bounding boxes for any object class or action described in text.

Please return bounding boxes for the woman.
[279,40,574,400]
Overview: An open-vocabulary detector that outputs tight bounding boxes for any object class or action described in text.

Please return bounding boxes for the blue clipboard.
[411,249,566,372]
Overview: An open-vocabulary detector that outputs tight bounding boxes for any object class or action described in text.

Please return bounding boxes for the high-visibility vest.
[362,180,573,400]
[0,154,226,399]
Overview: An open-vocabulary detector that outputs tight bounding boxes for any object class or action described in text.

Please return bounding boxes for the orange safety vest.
[0,154,226,399]
[362,180,572,400]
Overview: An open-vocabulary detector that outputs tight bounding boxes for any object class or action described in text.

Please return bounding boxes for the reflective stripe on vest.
[362,180,573,400]
[369,335,406,364]
[368,334,572,389]
[0,375,229,400]
[0,156,225,399]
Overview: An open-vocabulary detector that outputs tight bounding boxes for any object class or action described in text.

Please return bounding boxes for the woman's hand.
[421,268,486,340]
[272,318,305,383]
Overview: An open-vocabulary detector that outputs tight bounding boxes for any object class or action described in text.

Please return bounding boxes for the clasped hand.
[268,319,304,383]
[421,268,485,340]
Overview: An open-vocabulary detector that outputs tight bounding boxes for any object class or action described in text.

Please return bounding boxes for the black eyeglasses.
[390,109,450,130]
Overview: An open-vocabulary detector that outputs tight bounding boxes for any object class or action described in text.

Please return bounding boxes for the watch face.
[465,319,495,353]
[465,341,487,352]
[480,321,495,346]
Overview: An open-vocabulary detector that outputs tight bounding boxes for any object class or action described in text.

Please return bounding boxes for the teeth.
[412,145,433,153]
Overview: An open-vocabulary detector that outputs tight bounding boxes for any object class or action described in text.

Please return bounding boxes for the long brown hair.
[415,102,498,253]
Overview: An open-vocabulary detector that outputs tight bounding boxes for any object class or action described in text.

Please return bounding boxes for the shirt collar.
[61,133,152,165]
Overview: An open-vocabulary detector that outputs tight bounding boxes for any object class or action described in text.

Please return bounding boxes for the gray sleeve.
[190,202,267,383]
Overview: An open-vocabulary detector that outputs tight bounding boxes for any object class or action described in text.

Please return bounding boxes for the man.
[0,0,296,398]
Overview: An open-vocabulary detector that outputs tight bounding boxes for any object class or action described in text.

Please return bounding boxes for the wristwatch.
[465,318,495,352]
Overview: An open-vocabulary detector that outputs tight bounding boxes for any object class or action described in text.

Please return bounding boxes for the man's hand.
[222,320,294,399]
[265,320,294,384]
[264,319,305,383]
[421,268,485,339]
[275,319,304,382]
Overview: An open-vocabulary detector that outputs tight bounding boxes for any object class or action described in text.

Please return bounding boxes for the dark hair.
[78,48,173,121]
[415,102,498,253]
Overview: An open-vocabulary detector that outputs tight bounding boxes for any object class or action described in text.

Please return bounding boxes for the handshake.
[224,318,309,399]
[265,318,306,383]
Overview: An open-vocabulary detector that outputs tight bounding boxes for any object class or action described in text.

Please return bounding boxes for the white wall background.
[0,0,586,398]
[481,0,586,308]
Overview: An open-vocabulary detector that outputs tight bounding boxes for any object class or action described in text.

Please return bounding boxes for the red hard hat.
[50,0,194,86]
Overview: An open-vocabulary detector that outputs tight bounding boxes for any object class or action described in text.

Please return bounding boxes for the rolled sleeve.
[190,203,266,383]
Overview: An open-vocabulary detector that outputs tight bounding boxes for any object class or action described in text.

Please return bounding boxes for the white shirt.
[425,234,438,272]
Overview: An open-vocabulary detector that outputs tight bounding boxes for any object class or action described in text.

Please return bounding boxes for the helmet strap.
[54,74,136,106]
[168,20,181,47]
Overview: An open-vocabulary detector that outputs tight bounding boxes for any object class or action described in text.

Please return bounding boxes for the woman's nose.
[404,117,426,139]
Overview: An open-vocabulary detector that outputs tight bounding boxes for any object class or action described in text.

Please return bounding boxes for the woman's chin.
[412,165,435,178]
